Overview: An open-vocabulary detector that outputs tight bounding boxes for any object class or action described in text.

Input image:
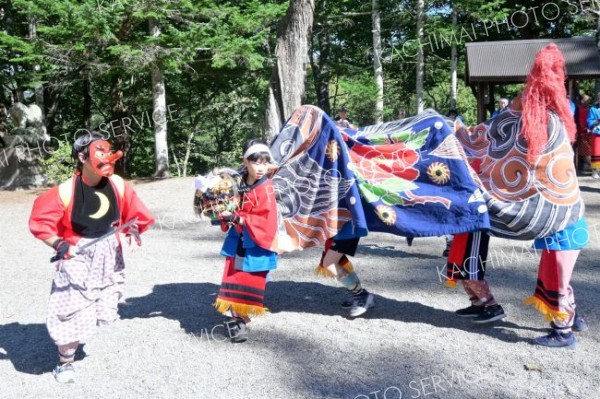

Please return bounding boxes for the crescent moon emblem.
[89,192,110,219]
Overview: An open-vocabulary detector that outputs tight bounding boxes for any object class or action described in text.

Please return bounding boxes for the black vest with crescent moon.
[71,175,119,237]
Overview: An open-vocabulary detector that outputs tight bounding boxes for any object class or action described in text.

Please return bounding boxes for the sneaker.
[573,314,589,332]
[550,313,589,332]
[455,304,484,318]
[535,329,576,348]
[227,319,248,343]
[472,304,506,324]
[53,363,76,384]
[341,298,353,308]
[592,171,600,180]
[349,291,375,318]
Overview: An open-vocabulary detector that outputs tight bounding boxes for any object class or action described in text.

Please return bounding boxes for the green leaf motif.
[358,182,380,203]
[358,181,406,206]
[379,177,418,193]
[367,130,411,145]
[405,129,429,150]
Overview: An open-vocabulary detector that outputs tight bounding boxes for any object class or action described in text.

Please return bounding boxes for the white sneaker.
[53,363,76,383]
[592,171,600,180]
[349,291,375,318]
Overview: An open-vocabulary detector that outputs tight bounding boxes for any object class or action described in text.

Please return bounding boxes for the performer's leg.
[57,342,78,364]
[96,239,125,326]
[534,250,579,348]
[451,231,505,323]
[227,312,250,343]
[461,280,497,306]
[591,134,600,179]
[320,238,374,318]
[47,254,97,383]
[321,249,361,292]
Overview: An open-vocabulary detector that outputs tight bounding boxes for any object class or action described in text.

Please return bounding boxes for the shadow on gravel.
[120,282,224,336]
[579,184,600,194]
[0,323,56,374]
[119,281,545,346]
[359,243,440,259]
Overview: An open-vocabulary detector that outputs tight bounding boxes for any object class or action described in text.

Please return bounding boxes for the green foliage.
[2,0,600,181]
[39,142,75,185]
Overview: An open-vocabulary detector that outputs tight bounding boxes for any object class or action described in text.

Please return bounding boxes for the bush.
[39,142,75,185]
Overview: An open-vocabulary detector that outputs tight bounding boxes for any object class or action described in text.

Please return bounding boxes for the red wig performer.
[448,44,588,347]
[29,132,155,382]
[520,44,588,347]
[214,139,279,343]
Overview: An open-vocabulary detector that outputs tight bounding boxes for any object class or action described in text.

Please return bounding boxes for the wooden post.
[477,83,486,123]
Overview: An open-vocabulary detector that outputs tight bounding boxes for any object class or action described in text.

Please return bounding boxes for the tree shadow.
[119,281,546,345]
[359,242,441,259]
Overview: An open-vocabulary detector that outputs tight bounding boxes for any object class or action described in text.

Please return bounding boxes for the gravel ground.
[0,176,599,399]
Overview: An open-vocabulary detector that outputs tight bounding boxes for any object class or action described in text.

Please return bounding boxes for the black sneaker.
[472,304,506,324]
[341,298,353,308]
[455,304,484,318]
[349,290,375,318]
[227,319,248,343]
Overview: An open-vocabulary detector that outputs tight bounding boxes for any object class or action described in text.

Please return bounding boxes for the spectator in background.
[575,94,592,171]
[446,109,463,124]
[491,98,509,118]
[334,106,357,129]
[397,108,407,120]
[586,92,600,179]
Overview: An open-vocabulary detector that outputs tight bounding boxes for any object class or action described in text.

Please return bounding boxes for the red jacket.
[29,173,155,245]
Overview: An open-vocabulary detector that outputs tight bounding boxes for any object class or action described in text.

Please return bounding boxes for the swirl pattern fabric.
[270,105,490,252]
[270,106,368,252]
[455,109,584,240]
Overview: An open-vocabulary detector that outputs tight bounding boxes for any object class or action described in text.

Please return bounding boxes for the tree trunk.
[83,76,92,129]
[372,0,384,123]
[450,5,457,110]
[44,85,61,137]
[309,26,331,114]
[149,18,170,178]
[264,0,315,139]
[596,14,600,96]
[28,16,45,116]
[110,75,129,174]
[415,0,425,114]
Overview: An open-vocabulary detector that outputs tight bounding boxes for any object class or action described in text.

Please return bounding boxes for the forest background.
[2,0,600,181]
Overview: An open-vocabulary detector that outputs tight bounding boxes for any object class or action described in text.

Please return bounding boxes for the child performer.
[214,139,279,343]
[29,132,155,383]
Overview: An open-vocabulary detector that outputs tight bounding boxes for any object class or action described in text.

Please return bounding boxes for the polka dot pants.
[47,235,125,347]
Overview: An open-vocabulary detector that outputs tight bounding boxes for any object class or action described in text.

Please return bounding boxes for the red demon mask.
[88,140,123,177]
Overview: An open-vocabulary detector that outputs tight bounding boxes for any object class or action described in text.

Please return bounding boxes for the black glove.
[219,213,241,225]
[50,239,72,262]
[126,223,142,246]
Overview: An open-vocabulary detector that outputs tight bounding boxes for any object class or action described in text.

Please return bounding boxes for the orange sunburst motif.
[325,140,340,162]
[427,162,451,185]
[375,205,397,225]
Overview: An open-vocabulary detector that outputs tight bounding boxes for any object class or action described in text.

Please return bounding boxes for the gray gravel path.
[0,176,598,399]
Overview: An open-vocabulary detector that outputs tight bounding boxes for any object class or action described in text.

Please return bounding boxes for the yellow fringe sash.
[214,298,268,318]
[524,296,569,322]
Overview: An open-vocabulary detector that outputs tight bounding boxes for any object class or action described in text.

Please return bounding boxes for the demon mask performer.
[29,132,155,383]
